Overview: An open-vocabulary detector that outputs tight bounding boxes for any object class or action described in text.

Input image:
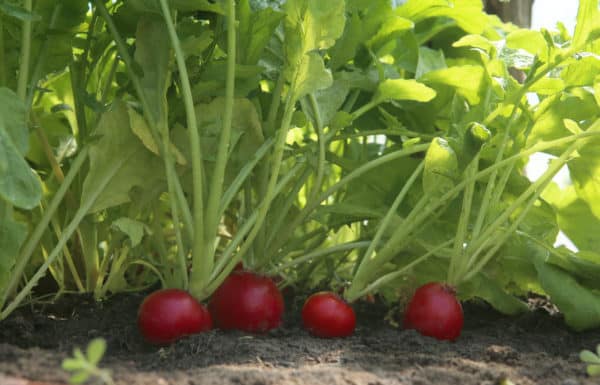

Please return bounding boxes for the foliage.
[580,344,600,377]
[0,0,599,332]
[62,338,114,385]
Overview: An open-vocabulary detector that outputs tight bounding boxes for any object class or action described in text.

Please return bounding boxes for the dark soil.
[0,292,599,385]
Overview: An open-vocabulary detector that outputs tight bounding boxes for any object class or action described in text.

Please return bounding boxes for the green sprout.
[580,344,600,377]
[62,338,115,385]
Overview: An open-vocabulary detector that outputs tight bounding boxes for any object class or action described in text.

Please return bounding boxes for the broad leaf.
[0,202,27,297]
[0,88,41,209]
[86,338,107,366]
[423,137,458,198]
[81,103,165,213]
[112,218,148,248]
[284,0,345,98]
[374,78,437,103]
[421,65,485,105]
[134,16,171,125]
[535,257,600,331]
[238,0,284,65]
[573,0,600,47]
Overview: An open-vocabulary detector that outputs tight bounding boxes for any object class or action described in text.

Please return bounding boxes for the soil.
[0,292,599,385]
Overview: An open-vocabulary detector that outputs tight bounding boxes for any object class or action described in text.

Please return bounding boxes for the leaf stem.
[16,0,32,100]
[0,148,89,316]
[202,0,237,282]
[348,239,454,302]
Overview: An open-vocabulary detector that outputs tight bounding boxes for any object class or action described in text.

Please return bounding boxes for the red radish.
[403,282,463,341]
[138,289,212,344]
[209,271,284,332]
[302,292,356,338]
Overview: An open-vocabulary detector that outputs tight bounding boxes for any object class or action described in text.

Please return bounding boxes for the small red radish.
[138,289,212,344]
[208,271,284,332]
[403,282,463,341]
[302,292,356,338]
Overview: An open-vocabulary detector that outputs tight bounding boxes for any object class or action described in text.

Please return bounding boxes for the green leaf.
[330,0,391,69]
[81,103,166,213]
[0,202,27,297]
[0,2,41,21]
[423,137,458,198]
[421,65,485,105]
[238,0,284,65]
[0,88,41,208]
[129,0,226,14]
[0,87,28,155]
[588,364,600,377]
[0,124,42,209]
[542,183,600,252]
[535,258,600,331]
[573,0,600,47]
[453,34,494,53]
[461,273,528,316]
[368,15,414,49]
[562,56,600,88]
[112,218,147,248]
[397,0,490,35]
[415,47,446,79]
[69,371,90,385]
[61,358,85,371]
[528,77,565,96]
[284,0,345,98]
[292,52,333,99]
[374,79,437,103]
[128,108,187,165]
[195,97,263,168]
[134,16,171,125]
[506,29,550,63]
[86,338,107,366]
[310,79,350,127]
[580,350,600,364]
[527,93,599,150]
[568,143,600,220]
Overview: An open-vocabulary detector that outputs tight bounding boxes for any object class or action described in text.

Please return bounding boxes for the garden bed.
[0,293,598,385]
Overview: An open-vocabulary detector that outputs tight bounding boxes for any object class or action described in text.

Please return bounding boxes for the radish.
[208,271,284,332]
[137,289,212,344]
[302,292,356,338]
[403,282,463,341]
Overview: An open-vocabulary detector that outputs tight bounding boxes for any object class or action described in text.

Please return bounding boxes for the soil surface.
[0,292,599,385]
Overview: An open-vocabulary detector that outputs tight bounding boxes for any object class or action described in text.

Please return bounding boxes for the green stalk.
[447,155,478,286]
[359,161,425,275]
[16,0,32,100]
[97,0,190,288]
[159,0,207,290]
[345,128,600,300]
[306,93,326,205]
[25,4,62,110]
[268,241,370,274]
[0,15,6,87]
[265,72,285,136]
[267,143,431,257]
[1,147,89,309]
[461,139,587,282]
[3,150,134,317]
[204,163,305,297]
[229,97,297,270]
[265,166,312,249]
[350,100,380,121]
[349,239,454,302]
[219,138,275,218]
[0,148,92,317]
[471,108,519,239]
[49,217,85,292]
[202,0,237,282]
